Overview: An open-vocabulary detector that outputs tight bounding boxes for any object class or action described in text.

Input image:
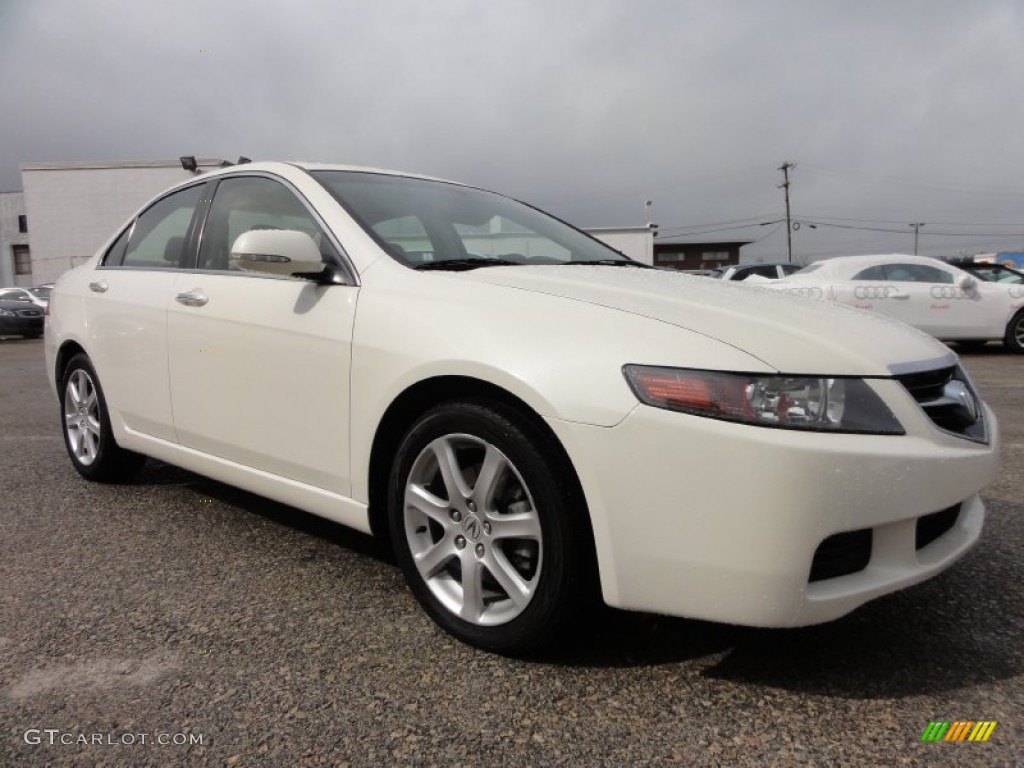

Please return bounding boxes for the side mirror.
[230,229,325,278]
[955,273,977,291]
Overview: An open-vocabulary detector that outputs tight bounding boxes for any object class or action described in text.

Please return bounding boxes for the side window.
[883,264,954,283]
[852,266,887,281]
[122,185,204,268]
[909,265,954,284]
[102,226,133,267]
[198,177,338,271]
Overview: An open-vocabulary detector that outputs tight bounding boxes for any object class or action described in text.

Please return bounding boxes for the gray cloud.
[2,0,1023,260]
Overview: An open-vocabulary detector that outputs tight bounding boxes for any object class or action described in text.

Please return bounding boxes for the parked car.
[762,254,1024,352]
[0,297,44,338]
[714,262,803,280]
[944,258,1024,285]
[0,286,49,309]
[45,164,999,653]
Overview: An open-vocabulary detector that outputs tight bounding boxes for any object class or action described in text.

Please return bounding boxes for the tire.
[60,353,146,482]
[1005,310,1024,353]
[387,400,591,654]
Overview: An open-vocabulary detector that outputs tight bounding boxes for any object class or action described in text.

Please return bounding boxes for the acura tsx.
[45,162,1000,652]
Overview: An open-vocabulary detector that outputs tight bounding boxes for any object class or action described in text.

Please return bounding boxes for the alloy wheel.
[64,368,102,466]
[403,433,543,626]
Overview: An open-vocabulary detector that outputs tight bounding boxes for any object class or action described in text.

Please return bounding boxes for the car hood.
[456,265,954,376]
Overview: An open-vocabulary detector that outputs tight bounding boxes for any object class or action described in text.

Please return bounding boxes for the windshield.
[28,286,52,299]
[312,171,630,269]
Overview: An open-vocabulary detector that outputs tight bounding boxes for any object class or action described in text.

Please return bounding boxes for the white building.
[585,226,656,265]
[0,191,30,287]
[21,159,226,284]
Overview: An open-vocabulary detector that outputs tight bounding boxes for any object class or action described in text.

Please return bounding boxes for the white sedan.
[760,254,1024,352]
[45,163,999,653]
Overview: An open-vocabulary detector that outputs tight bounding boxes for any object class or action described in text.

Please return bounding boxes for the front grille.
[17,309,41,317]
[809,528,872,582]
[895,365,986,442]
[916,504,960,550]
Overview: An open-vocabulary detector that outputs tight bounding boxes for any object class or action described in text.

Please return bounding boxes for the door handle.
[890,293,910,300]
[88,280,108,293]
[175,290,208,307]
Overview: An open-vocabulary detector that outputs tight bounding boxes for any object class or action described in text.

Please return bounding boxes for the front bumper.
[548,382,1000,627]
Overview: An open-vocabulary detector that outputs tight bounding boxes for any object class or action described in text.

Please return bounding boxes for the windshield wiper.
[414,258,520,271]
[562,259,654,268]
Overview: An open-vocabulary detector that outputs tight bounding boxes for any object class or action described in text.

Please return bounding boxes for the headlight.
[0,308,14,316]
[623,365,904,434]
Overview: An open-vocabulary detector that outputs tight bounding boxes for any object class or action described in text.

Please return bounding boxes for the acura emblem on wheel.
[462,515,483,541]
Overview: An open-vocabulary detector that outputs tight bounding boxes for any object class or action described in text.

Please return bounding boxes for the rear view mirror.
[230,229,324,277]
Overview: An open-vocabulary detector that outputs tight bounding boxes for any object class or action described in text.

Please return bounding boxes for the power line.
[658,220,782,239]
[657,214,782,235]
[800,220,1024,237]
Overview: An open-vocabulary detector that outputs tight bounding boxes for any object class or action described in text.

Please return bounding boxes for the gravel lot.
[1,337,1020,767]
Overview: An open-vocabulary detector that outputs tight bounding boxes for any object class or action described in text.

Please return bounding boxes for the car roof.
[147,161,470,204]
[194,161,459,185]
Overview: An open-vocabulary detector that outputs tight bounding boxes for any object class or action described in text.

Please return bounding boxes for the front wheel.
[1005,310,1024,353]
[60,353,146,482]
[387,400,591,654]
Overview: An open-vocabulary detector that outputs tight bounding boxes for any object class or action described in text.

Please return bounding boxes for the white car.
[45,163,999,653]
[763,254,1024,352]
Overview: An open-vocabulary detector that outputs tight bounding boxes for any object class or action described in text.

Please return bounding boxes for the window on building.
[12,245,31,275]
[18,214,27,233]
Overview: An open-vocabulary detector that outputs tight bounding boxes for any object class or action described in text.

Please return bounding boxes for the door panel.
[84,270,180,441]
[167,273,357,495]
[86,183,207,440]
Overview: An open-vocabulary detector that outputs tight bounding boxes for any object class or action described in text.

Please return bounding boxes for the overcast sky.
[2,0,1023,261]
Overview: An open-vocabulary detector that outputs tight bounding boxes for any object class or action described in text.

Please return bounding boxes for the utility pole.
[909,222,925,255]
[778,162,795,263]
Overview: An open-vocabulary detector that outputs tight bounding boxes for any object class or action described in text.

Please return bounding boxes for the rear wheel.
[388,400,591,654]
[61,354,146,482]
[1005,310,1024,353]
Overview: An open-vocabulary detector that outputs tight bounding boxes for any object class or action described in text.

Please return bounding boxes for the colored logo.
[920,721,997,742]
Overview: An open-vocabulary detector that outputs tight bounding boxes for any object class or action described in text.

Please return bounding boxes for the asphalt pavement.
[1,337,1021,767]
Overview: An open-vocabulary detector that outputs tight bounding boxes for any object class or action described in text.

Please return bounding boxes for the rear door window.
[120,185,205,268]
